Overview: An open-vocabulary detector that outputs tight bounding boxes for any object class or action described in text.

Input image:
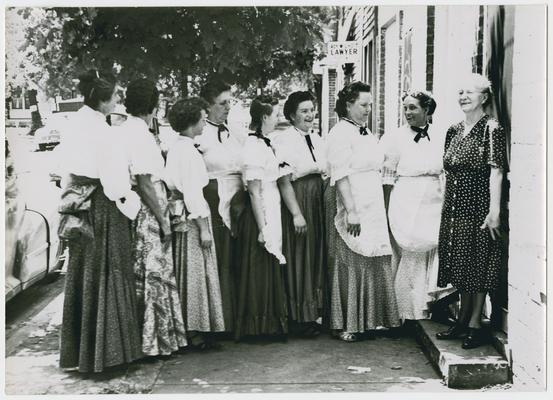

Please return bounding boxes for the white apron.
[335,170,392,258]
[389,175,443,252]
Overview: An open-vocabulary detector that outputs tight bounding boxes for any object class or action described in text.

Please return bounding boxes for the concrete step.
[414,320,511,389]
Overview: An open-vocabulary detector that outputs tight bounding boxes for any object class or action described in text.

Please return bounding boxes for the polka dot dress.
[438,115,506,293]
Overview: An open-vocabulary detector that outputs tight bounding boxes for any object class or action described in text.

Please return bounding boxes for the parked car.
[34,111,73,151]
[5,140,65,302]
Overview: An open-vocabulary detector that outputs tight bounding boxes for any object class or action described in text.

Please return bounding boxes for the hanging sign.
[325,41,362,65]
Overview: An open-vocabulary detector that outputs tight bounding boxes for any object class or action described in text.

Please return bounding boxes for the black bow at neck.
[249,132,271,147]
[411,124,430,143]
[206,119,229,142]
[342,118,369,136]
[193,143,204,154]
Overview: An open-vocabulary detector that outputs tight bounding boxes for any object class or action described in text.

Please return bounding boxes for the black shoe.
[461,328,488,349]
[435,324,468,340]
[299,322,322,338]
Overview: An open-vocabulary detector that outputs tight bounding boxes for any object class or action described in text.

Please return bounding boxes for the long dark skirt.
[281,174,325,323]
[203,179,237,332]
[231,190,288,340]
[60,186,142,373]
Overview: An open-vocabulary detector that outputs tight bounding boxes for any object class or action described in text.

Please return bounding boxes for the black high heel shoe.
[435,324,468,340]
[461,328,488,349]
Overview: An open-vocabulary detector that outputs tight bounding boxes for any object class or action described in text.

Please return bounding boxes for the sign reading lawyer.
[326,41,362,65]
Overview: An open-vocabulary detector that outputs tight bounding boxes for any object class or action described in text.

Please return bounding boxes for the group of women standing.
[57,69,506,374]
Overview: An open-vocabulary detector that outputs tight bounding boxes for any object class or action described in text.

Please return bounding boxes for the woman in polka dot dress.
[436,74,507,349]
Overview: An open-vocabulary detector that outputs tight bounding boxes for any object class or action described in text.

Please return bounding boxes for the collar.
[179,135,196,144]
[80,104,109,123]
[410,124,430,142]
[341,117,369,136]
[293,126,311,137]
[125,114,150,130]
[249,132,271,147]
[206,119,228,128]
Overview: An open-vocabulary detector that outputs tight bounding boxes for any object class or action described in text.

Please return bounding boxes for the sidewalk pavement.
[5,291,457,395]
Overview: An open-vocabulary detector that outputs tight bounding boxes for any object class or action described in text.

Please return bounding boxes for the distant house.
[7,87,32,121]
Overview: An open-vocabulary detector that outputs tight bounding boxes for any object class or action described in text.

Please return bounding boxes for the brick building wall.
[328,68,338,131]
[327,5,546,388]
[506,5,546,389]
[377,22,387,137]
[425,6,435,92]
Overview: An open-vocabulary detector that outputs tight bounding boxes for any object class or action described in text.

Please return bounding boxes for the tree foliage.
[11,6,332,97]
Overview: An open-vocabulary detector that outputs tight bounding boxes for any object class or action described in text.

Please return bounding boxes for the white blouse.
[164,136,211,220]
[242,134,289,264]
[380,123,445,185]
[242,134,291,183]
[195,122,243,179]
[326,119,383,186]
[326,119,392,258]
[269,126,327,180]
[57,105,132,202]
[118,115,165,183]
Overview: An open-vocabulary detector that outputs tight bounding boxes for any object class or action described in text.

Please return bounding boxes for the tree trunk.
[28,89,43,134]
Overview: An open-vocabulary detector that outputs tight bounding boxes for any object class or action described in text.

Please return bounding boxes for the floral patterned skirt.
[132,183,188,356]
[172,217,225,333]
[325,181,400,332]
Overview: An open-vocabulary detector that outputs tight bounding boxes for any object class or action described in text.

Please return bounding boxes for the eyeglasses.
[458,90,487,95]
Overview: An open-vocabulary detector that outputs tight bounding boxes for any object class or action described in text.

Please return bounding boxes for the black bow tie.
[411,125,430,142]
[249,132,271,147]
[206,120,229,142]
[342,118,369,136]
[193,143,203,154]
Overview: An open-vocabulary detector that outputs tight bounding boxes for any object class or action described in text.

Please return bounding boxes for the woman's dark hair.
[77,69,117,110]
[401,90,437,116]
[249,95,279,134]
[283,91,315,122]
[199,78,232,105]
[124,78,159,116]
[335,81,371,118]
[168,97,209,132]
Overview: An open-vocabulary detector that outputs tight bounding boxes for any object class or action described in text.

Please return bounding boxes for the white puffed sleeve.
[97,128,132,201]
[242,137,266,181]
[194,129,211,153]
[165,141,210,220]
[326,126,353,186]
[270,131,294,165]
[128,128,165,178]
[379,129,400,185]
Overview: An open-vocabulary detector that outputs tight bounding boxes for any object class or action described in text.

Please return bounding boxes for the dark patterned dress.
[60,177,143,372]
[438,115,507,293]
